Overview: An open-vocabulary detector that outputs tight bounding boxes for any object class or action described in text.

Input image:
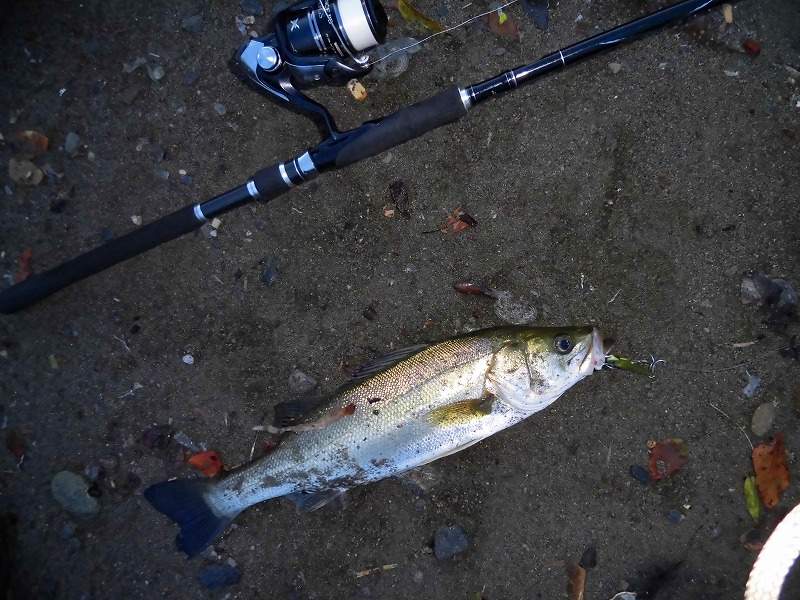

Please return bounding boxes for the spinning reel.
[232,0,388,139]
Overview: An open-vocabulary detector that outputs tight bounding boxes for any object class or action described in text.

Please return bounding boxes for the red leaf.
[647,438,688,480]
[440,208,478,235]
[187,450,224,477]
[752,433,790,508]
[15,249,33,283]
[453,282,490,296]
[14,130,49,158]
[742,39,761,57]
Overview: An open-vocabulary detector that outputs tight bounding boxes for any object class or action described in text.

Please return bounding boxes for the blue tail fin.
[143,479,235,557]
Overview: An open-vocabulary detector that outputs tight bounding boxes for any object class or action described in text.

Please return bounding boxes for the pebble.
[742,372,761,398]
[434,525,469,560]
[666,509,684,524]
[629,464,650,485]
[198,564,241,590]
[213,103,227,115]
[183,354,195,365]
[64,132,81,156]
[240,0,264,16]
[412,570,423,583]
[51,471,100,515]
[146,64,165,82]
[155,169,170,180]
[181,14,204,33]
[608,62,622,74]
[131,215,142,226]
[751,402,775,436]
[180,174,193,185]
[368,38,420,81]
[288,369,317,395]
[261,258,279,287]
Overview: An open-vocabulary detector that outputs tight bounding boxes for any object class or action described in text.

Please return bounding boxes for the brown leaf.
[752,433,790,508]
[15,249,33,283]
[440,208,478,235]
[647,438,688,480]
[487,11,520,40]
[15,130,49,158]
[396,0,443,32]
[453,282,491,296]
[566,562,586,600]
[5,429,26,462]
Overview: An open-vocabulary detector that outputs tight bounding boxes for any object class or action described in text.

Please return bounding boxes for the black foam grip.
[335,86,467,167]
[0,205,203,314]
[252,164,291,199]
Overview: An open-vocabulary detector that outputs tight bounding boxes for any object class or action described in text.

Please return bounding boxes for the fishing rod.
[0,0,721,314]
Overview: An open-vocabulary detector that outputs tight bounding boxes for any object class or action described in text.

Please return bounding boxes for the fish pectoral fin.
[273,401,310,427]
[284,488,348,512]
[426,396,494,426]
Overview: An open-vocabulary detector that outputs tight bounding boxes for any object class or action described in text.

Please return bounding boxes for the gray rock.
[288,369,317,395]
[51,471,99,515]
[368,38,420,81]
[146,64,165,82]
[751,402,776,436]
[742,372,761,398]
[434,525,469,559]
[64,132,81,156]
[181,14,204,33]
[609,62,623,74]
[240,0,264,16]
[213,102,227,116]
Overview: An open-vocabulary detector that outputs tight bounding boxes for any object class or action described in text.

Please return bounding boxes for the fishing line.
[366,0,521,66]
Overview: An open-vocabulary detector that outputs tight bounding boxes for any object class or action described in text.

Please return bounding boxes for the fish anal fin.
[284,488,347,512]
[426,396,494,426]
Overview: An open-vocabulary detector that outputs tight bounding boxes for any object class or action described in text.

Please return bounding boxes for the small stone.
[131,215,142,226]
[211,217,222,229]
[240,0,264,16]
[608,62,622,74]
[173,430,202,452]
[213,103,227,115]
[288,369,317,395]
[8,158,43,186]
[51,471,100,515]
[155,169,170,180]
[629,464,650,485]
[84,464,103,481]
[87,151,95,161]
[363,305,378,321]
[181,14,204,33]
[122,56,147,73]
[182,354,195,365]
[261,259,279,287]
[751,402,776,436]
[198,564,241,590]
[180,174,193,185]
[742,372,761,398]
[146,64,165,82]
[243,15,256,25]
[412,570,423,583]
[666,509,684,524]
[434,525,469,559]
[61,522,77,539]
[64,132,81,156]
[722,3,733,23]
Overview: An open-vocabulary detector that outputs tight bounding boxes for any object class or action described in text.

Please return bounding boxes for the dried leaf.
[742,39,761,57]
[440,208,478,235]
[15,248,33,283]
[487,10,520,40]
[347,78,368,101]
[15,130,49,158]
[5,429,26,462]
[752,433,789,508]
[566,562,586,600]
[396,0,443,32]
[647,438,688,481]
[743,474,762,522]
[188,450,224,477]
[453,281,491,296]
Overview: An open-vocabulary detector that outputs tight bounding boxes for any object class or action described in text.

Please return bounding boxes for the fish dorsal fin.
[348,344,430,381]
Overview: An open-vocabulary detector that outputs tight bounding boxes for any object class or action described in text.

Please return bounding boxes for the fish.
[144,326,605,556]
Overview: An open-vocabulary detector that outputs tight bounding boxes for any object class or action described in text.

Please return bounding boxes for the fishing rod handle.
[0,165,292,314]
[316,86,468,168]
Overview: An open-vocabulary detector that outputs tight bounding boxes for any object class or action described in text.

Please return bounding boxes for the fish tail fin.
[143,479,237,557]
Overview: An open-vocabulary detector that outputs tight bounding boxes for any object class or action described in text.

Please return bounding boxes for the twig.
[607,289,622,304]
[249,432,260,462]
[709,403,753,450]
[113,335,131,352]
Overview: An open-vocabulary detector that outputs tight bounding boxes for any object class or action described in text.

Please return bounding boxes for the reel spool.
[232,0,388,139]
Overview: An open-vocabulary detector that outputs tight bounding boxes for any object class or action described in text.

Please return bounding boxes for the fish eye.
[553,334,574,354]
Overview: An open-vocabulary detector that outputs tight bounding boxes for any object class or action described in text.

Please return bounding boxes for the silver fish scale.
[210,333,529,514]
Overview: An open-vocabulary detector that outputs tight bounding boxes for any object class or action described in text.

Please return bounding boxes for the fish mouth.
[579,328,605,375]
